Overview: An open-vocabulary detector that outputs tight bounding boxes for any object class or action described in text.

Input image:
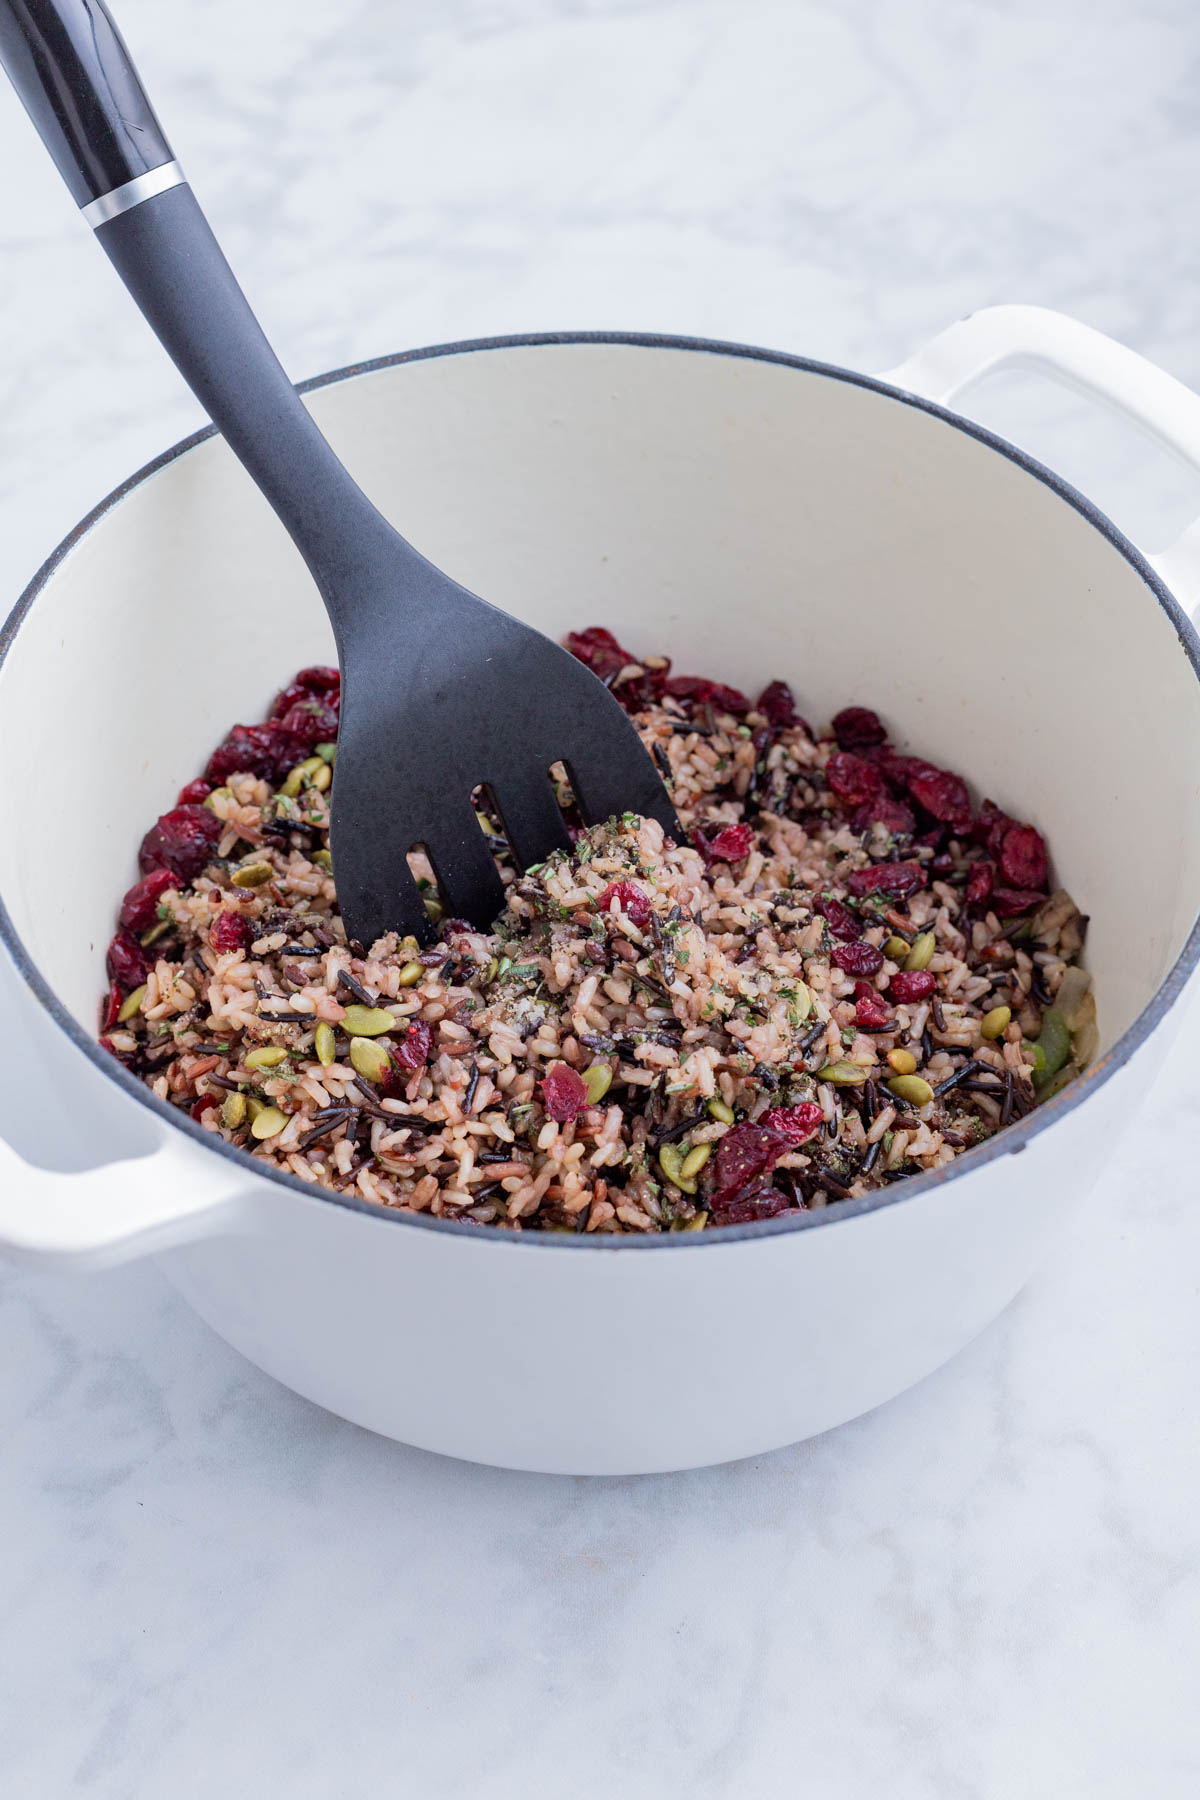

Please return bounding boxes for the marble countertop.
[2,2,1199,1794]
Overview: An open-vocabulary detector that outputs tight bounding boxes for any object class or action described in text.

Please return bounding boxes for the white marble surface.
[2,2,1200,1794]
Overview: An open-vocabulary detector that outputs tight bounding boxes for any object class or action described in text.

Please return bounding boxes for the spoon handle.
[0,0,403,608]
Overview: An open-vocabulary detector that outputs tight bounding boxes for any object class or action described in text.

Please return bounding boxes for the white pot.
[3,306,1199,1475]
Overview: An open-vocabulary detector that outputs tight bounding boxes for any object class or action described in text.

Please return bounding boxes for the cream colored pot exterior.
[2,307,1199,1473]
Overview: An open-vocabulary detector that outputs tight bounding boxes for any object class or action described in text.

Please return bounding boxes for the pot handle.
[0,1126,256,1270]
[0,929,258,1269]
[881,304,1200,614]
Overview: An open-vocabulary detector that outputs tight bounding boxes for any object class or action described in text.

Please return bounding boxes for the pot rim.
[3,327,1198,1250]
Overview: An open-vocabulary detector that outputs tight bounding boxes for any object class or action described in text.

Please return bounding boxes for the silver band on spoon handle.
[79,158,186,228]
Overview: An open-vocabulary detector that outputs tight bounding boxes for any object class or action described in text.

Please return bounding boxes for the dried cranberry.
[851,796,915,837]
[855,984,892,1030]
[833,940,884,977]
[965,861,994,908]
[205,721,304,786]
[597,880,652,928]
[565,627,667,712]
[390,1017,434,1073]
[908,765,971,831]
[277,695,340,749]
[711,1120,791,1204]
[192,1095,219,1122]
[992,887,1045,916]
[816,894,862,941]
[847,861,924,899]
[210,911,254,954]
[889,969,937,1002]
[295,664,339,692]
[707,823,754,864]
[100,980,122,1032]
[930,853,954,877]
[875,747,926,790]
[757,680,797,730]
[973,799,1017,859]
[566,625,635,683]
[662,674,751,716]
[711,1184,793,1225]
[269,682,306,720]
[826,751,884,806]
[118,868,176,935]
[540,1063,588,1122]
[760,1101,824,1145]
[139,805,222,882]
[176,777,213,807]
[269,668,340,718]
[999,823,1048,892]
[832,706,887,749]
[106,930,148,991]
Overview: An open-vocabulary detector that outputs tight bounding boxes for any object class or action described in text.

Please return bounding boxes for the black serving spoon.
[0,0,680,944]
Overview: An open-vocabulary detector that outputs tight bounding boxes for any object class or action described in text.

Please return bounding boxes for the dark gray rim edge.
[2,327,1198,1253]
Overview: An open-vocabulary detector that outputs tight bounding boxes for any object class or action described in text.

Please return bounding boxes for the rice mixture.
[98,627,1095,1233]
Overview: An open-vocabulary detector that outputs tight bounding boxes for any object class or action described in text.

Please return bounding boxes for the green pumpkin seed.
[315,742,337,765]
[980,1004,1011,1040]
[425,894,444,924]
[475,811,497,837]
[245,1046,287,1070]
[887,1047,917,1075]
[397,961,424,988]
[707,1096,736,1125]
[817,1060,868,1085]
[905,931,936,972]
[311,761,332,792]
[885,935,911,960]
[204,786,232,810]
[583,1063,613,1106]
[116,984,146,1023]
[314,1021,336,1066]
[1033,1007,1071,1089]
[220,1092,247,1130]
[887,1073,934,1108]
[673,1210,708,1232]
[312,849,333,872]
[657,1142,697,1195]
[250,1105,287,1140]
[1071,999,1099,1072]
[1035,1060,1079,1103]
[680,1141,711,1180]
[231,861,274,889]
[140,919,172,948]
[342,1004,395,1037]
[245,1094,267,1123]
[349,1039,391,1083]
[657,1141,682,1183]
[279,764,306,798]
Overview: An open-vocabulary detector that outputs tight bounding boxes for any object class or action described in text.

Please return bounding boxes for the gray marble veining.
[2,2,1200,1794]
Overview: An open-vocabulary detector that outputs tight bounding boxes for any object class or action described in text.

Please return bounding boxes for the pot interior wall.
[3,342,1198,1055]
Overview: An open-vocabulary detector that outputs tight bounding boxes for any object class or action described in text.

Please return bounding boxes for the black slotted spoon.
[0,0,680,944]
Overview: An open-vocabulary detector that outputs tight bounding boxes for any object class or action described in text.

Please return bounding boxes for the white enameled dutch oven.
[3,305,1200,1475]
